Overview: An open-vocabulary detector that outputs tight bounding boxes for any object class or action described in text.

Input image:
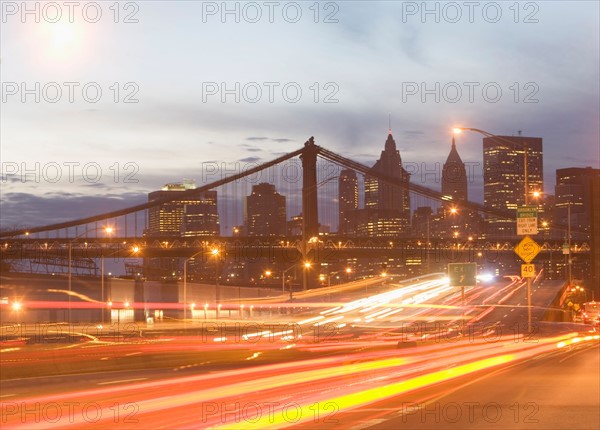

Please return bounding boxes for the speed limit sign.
[521,264,536,278]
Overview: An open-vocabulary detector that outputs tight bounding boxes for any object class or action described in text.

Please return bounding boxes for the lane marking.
[97,378,148,386]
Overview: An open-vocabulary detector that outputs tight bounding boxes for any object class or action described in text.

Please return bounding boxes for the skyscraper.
[145,181,219,281]
[338,169,358,234]
[590,175,600,292]
[147,181,219,237]
[555,167,600,239]
[359,129,411,236]
[442,136,468,205]
[483,134,543,236]
[244,182,286,236]
[440,136,482,238]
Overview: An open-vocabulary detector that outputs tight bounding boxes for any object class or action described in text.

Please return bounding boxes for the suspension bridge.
[0,137,589,282]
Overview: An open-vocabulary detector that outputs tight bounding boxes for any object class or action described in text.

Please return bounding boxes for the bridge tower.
[300,137,319,290]
[301,136,319,240]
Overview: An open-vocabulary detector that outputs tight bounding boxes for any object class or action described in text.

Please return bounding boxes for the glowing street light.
[281,262,311,307]
[184,247,221,322]
[100,227,116,324]
[453,126,535,333]
[212,248,221,318]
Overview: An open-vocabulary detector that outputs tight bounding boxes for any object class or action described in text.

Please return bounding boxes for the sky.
[1,0,599,232]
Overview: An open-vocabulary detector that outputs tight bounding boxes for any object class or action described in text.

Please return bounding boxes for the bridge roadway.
[0,236,589,261]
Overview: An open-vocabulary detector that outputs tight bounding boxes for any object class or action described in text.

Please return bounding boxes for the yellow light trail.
[213,354,515,429]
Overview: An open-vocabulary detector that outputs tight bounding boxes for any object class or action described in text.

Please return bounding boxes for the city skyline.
[1,4,599,427]
[1,2,599,230]
[1,126,596,234]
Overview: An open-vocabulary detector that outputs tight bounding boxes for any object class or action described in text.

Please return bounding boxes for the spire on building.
[384,132,397,152]
[445,135,463,165]
[442,135,468,204]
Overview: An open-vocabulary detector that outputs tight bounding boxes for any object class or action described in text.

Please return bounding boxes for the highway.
[1,274,598,429]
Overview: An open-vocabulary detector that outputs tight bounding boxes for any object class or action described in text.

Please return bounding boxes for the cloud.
[1,192,147,230]
[245,137,294,144]
[239,144,263,152]
[238,157,261,163]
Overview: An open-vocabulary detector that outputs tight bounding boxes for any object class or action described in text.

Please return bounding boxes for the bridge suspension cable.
[1,147,305,238]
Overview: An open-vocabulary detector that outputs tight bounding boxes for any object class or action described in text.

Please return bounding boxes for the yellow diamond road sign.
[514,236,541,263]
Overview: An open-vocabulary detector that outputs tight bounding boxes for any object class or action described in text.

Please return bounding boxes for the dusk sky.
[1,1,599,231]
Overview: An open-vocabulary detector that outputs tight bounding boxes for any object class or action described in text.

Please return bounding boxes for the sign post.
[448,263,477,307]
[514,234,541,333]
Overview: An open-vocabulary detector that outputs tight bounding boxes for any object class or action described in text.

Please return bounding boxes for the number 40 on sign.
[521,264,536,278]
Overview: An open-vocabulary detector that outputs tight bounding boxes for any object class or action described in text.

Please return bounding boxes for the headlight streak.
[213,354,517,430]
[5,333,597,429]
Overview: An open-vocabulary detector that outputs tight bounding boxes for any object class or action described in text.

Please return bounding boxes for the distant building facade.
[442,136,468,205]
[147,181,219,237]
[590,175,600,292]
[555,167,600,239]
[338,169,358,234]
[244,182,286,236]
[441,136,482,238]
[483,134,543,237]
[358,130,411,237]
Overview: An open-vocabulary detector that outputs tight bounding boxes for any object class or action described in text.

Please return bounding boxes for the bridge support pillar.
[301,137,319,290]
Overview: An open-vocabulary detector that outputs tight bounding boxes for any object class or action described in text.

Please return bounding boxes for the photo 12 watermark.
[1,402,139,424]
[201,82,340,104]
[401,81,540,104]
[200,1,339,24]
[1,161,140,184]
[401,2,540,24]
[401,401,539,424]
[1,1,140,24]
[2,82,140,104]
[200,401,339,424]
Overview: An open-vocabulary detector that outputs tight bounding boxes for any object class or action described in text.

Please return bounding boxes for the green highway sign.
[517,206,538,235]
[448,263,477,287]
[517,206,538,218]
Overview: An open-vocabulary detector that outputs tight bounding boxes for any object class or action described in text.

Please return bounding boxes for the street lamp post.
[282,262,310,310]
[319,273,331,287]
[212,248,220,318]
[566,201,573,286]
[282,264,296,303]
[426,215,430,272]
[100,227,114,324]
[454,126,535,333]
[68,226,113,325]
[183,247,219,322]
